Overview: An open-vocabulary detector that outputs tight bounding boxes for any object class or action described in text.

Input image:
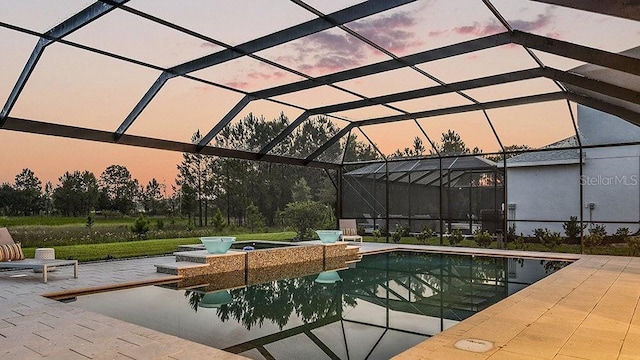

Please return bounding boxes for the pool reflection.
[74,252,570,360]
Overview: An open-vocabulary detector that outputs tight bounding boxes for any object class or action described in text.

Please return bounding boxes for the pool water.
[72,252,570,359]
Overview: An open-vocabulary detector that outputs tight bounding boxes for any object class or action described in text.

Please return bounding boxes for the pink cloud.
[510,13,553,32]
[247,72,272,80]
[224,81,250,89]
[270,11,423,76]
[349,12,425,53]
[453,20,506,36]
[430,9,554,38]
[428,29,448,37]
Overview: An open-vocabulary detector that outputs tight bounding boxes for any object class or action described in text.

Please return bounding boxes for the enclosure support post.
[503,155,508,248]
[447,171,452,235]
[337,167,343,228]
[439,158,444,246]
[408,172,412,233]
[579,147,584,254]
[385,161,390,243]
[469,172,473,237]
[568,101,584,254]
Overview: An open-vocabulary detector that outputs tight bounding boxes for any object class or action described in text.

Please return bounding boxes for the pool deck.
[1,243,639,359]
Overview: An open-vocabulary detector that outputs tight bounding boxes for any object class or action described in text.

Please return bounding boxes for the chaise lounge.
[339,219,363,243]
[0,227,78,283]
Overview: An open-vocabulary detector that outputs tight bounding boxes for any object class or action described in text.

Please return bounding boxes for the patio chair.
[0,227,78,283]
[339,219,363,243]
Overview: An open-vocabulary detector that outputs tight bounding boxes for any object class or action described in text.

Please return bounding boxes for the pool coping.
[1,244,638,359]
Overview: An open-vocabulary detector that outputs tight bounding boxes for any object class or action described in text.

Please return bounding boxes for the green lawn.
[22,231,296,262]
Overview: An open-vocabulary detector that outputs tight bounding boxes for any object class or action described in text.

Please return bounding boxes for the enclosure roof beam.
[565,93,640,126]
[168,0,415,76]
[0,0,129,125]
[1,117,340,170]
[543,68,640,107]
[353,92,566,128]
[511,31,640,77]
[113,0,414,139]
[257,111,310,158]
[196,95,254,151]
[302,67,639,122]
[304,125,354,164]
[309,68,544,115]
[113,72,173,141]
[251,32,512,99]
[530,0,640,22]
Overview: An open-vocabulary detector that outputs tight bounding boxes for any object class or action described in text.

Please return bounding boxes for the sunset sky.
[1,0,639,189]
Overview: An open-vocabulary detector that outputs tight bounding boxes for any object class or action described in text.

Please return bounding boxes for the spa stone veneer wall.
[157,242,357,277]
[246,244,324,268]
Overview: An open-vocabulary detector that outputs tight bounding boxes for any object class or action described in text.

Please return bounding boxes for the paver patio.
[1,245,639,359]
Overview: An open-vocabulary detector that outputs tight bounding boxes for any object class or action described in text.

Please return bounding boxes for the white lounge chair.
[339,219,363,243]
[0,227,78,283]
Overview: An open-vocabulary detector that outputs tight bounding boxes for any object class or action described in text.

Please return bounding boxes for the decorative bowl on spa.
[315,230,342,244]
[200,236,236,254]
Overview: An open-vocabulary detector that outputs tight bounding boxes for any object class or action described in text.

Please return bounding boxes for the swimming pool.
[71,251,570,359]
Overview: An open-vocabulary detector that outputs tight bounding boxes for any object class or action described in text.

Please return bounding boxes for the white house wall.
[507,164,580,236]
[581,145,640,234]
[506,106,640,237]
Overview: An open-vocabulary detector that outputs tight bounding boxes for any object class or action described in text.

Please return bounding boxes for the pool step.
[155,262,209,276]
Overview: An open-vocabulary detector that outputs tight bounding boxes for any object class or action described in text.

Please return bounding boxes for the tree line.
[0,111,529,229]
[0,166,171,217]
[175,113,378,228]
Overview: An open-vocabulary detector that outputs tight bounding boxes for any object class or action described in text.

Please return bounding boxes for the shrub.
[449,229,464,247]
[584,230,604,254]
[392,224,409,243]
[245,203,265,233]
[474,230,492,248]
[86,215,94,229]
[506,223,517,242]
[357,226,365,237]
[612,227,630,243]
[625,236,640,256]
[131,216,150,239]
[371,229,381,242]
[589,224,607,238]
[563,216,585,242]
[534,228,563,250]
[155,219,164,231]
[533,228,547,241]
[280,200,332,241]
[416,226,434,245]
[513,236,527,250]
[379,226,389,237]
[212,209,226,232]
